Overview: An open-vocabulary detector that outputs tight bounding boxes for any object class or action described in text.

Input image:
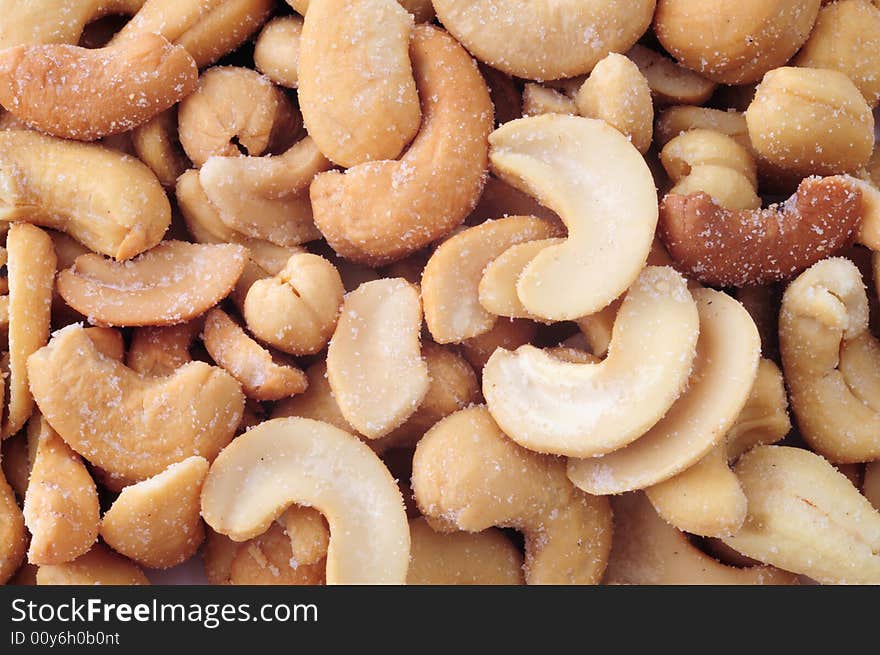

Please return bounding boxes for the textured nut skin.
[654,0,821,84]
[659,176,862,287]
[0,33,197,141]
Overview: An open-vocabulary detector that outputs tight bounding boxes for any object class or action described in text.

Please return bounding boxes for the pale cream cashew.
[726,358,791,460]
[412,406,612,585]
[0,130,170,260]
[28,324,244,482]
[327,278,429,439]
[567,288,759,492]
[254,15,302,89]
[626,44,716,106]
[488,114,658,321]
[478,238,564,320]
[483,266,699,458]
[36,543,149,585]
[201,417,410,584]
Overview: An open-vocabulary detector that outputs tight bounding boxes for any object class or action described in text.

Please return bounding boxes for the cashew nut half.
[488,114,658,321]
[484,266,699,458]
[201,417,410,584]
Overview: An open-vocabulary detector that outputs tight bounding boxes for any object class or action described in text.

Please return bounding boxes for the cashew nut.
[201,417,410,584]
[0,464,26,584]
[127,321,200,377]
[36,543,149,586]
[131,109,190,188]
[412,406,612,585]
[522,84,576,117]
[478,238,564,320]
[626,44,716,106]
[655,105,751,150]
[254,15,302,89]
[726,358,790,460]
[28,324,244,482]
[0,0,145,49]
[226,523,326,585]
[488,114,658,321]
[483,266,699,458]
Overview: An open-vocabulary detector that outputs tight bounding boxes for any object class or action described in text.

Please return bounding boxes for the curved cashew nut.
[57,241,247,327]
[310,25,493,266]
[431,0,655,80]
[127,321,200,377]
[726,358,791,460]
[28,324,244,482]
[421,216,562,343]
[488,114,658,321]
[230,242,305,309]
[299,0,420,167]
[0,33,197,141]
[478,238,564,320]
[201,417,410,584]
[483,266,699,458]
[131,109,191,188]
[567,288,759,492]
[0,0,145,49]
[605,492,798,585]
[327,278,429,439]
[779,257,880,462]
[0,130,170,260]
[412,406,612,585]
[722,445,880,584]
[254,15,302,89]
[660,175,862,287]
[35,543,149,586]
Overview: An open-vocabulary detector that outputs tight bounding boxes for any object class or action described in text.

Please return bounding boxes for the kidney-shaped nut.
[779,257,880,463]
[299,0,419,167]
[722,445,880,584]
[605,491,798,585]
[36,543,149,586]
[626,44,716,106]
[567,288,759,493]
[28,324,244,482]
[0,33,197,141]
[421,216,562,344]
[254,15,302,89]
[654,0,821,84]
[574,53,653,154]
[201,417,410,584]
[0,466,25,584]
[432,0,654,80]
[202,308,307,401]
[23,417,99,565]
[100,456,208,569]
[327,278,429,439]
[0,130,169,260]
[244,252,344,356]
[659,175,862,287]
[489,114,658,321]
[484,266,699,458]
[407,517,524,585]
[746,67,874,178]
[310,25,492,266]
[412,406,612,585]
[57,241,247,327]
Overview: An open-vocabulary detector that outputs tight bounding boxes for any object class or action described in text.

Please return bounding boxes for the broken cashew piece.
[660,175,862,287]
[100,456,209,569]
[327,279,429,439]
[201,417,410,584]
[489,114,658,321]
[0,130,170,260]
[36,543,149,586]
[722,445,880,584]
[626,44,716,106]
[28,324,244,482]
[57,241,247,327]
[484,266,699,458]
[567,288,759,493]
[0,33,197,141]
[412,406,612,585]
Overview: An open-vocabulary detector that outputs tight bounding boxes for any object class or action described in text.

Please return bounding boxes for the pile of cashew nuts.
[1,0,880,586]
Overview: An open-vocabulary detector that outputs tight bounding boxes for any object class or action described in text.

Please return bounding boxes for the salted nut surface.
[0,0,879,588]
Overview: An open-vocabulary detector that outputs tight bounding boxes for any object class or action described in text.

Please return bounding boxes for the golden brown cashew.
[605,492,798,585]
[28,324,244,482]
[202,308,307,402]
[483,266,699,458]
[36,543,149,585]
[626,44,716,106]
[299,0,420,167]
[722,446,880,584]
[57,241,247,327]
[131,109,190,188]
[327,279,429,439]
[488,114,658,321]
[780,257,880,463]
[225,524,326,585]
[421,216,562,343]
[127,321,199,377]
[412,406,612,585]
[0,0,144,49]
[407,518,524,585]
[0,464,26,584]
[201,417,410,584]
[310,25,492,266]
[254,16,302,89]
[278,506,330,568]
[567,288,759,493]
[100,456,208,569]
[659,176,862,287]
[0,130,169,260]
[0,33,197,141]
[4,224,55,438]
[432,0,655,80]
